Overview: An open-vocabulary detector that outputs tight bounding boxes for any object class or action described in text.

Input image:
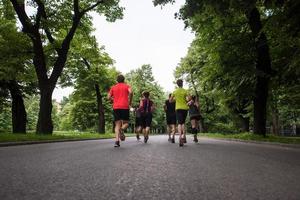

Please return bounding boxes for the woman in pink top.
[139,91,155,143]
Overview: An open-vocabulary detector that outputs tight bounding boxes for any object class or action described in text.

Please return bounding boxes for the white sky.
[53,0,194,101]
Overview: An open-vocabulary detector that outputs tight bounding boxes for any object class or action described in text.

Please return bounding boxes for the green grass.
[1,131,299,145]
[201,133,300,145]
[0,131,134,143]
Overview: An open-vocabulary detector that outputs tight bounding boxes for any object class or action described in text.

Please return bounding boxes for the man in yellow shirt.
[171,79,189,147]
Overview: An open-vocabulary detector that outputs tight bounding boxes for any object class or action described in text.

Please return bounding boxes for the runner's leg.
[191,119,198,142]
[171,124,176,143]
[167,125,171,140]
[121,120,129,130]
[114,120,121,147]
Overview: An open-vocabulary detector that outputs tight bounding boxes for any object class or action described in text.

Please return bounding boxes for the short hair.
[169,93,172,98]
[143,91,150,98]
[117,74,125,83]
[176,79,183,87]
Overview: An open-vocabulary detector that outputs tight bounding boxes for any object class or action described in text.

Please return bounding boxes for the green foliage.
[0,106,11,132]
[58,101,73,131]
[0,131,120,143]
[25,95,39,131]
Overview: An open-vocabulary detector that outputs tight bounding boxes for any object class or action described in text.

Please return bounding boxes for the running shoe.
[171,137,175,143]
[144,136,148,143]
[193,135,198,143]
[114,141,120,147]
[179,138,184,147]
[183,136,187,143]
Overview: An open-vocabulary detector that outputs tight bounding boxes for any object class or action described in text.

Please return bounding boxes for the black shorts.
[141,113,152,128]
[166,114,176,125]
[176,109,188,124]
[190,115,201,121]
[135,117,142,127]
[113,109,129,121]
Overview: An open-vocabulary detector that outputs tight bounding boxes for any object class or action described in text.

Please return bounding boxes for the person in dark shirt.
[139,91,155,143]
[164,94,176,143]
[187,95,201,143]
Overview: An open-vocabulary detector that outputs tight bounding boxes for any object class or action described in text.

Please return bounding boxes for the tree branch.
[74,0,80,15]
[49,0,82,87]
[10,0,48,83]
[9,0,34,35]
[81,0,104,14]
[34,0,55,44]
[82,58,91,70]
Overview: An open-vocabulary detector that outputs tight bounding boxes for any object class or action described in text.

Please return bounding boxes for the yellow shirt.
[173,88,189,110]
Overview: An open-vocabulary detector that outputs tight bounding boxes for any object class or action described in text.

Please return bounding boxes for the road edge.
[200,136,300,149]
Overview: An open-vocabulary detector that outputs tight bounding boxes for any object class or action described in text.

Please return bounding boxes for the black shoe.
[179,138,184,147]
[144,136,148,143]
[136,135,140,140]
[171,137,175,143]
[114,141,120,147]
[120,129,126,141]
[193,135,198,143]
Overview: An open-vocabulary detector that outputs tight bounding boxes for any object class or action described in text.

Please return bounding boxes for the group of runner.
[108,74,201,147]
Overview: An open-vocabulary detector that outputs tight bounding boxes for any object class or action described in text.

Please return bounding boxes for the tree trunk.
[246,6,272,136]
[36,86,53,134]
[8,80,27,133]
[95,83,105,133]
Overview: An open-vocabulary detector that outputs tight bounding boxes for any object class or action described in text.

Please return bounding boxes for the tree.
[0,1,36,133]
[9,0,123,134]
[59,30,118,133]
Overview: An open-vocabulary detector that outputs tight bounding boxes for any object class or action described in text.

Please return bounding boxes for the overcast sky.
[53,0,194,101]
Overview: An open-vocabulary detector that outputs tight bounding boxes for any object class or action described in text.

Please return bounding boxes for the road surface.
[0,135,300,200]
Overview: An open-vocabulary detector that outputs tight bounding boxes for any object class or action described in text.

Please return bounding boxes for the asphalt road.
[0,135,300,200]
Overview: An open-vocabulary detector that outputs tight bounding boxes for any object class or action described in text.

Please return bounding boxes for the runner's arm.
[128,87,133,107]
[107,89,113,102]
[163,101,167,112]
[139,99,143,109]
[169,93,175,103]
[151,102,155,113]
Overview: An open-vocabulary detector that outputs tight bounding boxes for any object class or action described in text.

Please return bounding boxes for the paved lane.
[0,135,300,200]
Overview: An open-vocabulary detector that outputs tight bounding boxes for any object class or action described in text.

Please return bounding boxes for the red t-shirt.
[109,83,131,109]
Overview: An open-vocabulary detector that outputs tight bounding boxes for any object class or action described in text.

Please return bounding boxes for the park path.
[0,135,300,200]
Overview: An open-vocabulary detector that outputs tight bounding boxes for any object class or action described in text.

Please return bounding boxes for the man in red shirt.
[108,74,133,147]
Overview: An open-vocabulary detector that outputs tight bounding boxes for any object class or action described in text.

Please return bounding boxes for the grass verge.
[201,133,300,145]
[0,131,134,143]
